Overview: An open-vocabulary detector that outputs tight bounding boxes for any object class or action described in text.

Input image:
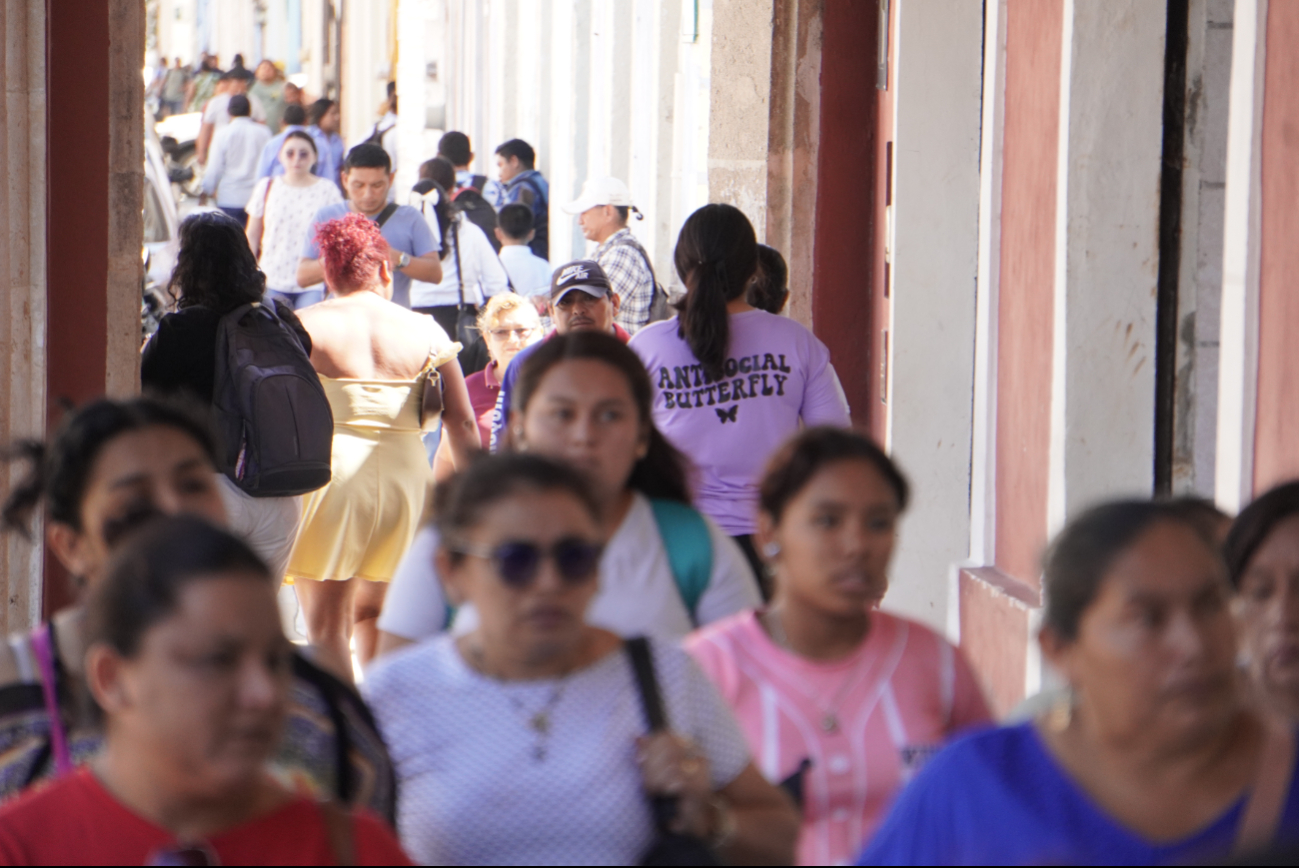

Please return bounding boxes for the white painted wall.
[1216,0,1267,513]
[1051,0,1166,523]
[882,0,984,638]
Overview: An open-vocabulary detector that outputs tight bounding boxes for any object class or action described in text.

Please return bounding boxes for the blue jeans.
[265,288,324,310]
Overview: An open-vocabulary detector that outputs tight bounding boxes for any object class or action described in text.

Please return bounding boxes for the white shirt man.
[202,106,272,210]
[409,211,509,309]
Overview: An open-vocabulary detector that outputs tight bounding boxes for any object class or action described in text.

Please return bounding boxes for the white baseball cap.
[562,176,634,214]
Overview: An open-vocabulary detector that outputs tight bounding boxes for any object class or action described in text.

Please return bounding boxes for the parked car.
[143,120,180,341]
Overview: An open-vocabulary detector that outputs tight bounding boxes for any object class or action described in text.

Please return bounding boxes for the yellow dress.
[286,348,457,583]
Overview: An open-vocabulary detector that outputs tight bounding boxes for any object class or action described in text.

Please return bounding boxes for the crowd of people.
[0,67,1295,864]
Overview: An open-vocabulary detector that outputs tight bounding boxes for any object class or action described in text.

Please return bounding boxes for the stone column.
[0,0,48,632]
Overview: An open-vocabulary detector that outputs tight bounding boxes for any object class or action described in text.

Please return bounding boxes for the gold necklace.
[763,609,864,734]
[467,642,579,761]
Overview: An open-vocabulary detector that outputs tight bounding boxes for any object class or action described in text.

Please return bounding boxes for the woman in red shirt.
[0,516,410,866]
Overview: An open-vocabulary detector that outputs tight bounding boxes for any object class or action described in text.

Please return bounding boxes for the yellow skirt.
[286,375,435,583]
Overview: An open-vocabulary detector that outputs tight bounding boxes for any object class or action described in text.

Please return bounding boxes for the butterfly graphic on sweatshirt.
[715,406,738,424]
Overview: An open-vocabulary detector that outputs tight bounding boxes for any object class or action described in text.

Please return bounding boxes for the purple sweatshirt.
[630,310,851,535]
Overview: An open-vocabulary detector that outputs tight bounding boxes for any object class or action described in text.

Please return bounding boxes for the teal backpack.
[442,498,714,630]
[648,498,714,624]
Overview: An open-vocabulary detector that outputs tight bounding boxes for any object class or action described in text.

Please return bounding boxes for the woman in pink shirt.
[685,427,992,864]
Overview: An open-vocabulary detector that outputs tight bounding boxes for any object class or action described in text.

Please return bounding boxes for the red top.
[465,360,502,448]
[0,769,412,866]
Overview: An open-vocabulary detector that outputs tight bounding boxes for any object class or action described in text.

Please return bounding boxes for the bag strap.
[1234,722,1297,856]
[30,624,74,778]
[317,800,356,866]
[611,233,662,292]
[625,637,667,732]
[374,202,399,228]
[648,499,713,624]
[451,218,468,309]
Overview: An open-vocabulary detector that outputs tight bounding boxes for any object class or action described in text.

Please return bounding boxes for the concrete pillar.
[0,0,48,633]
[1215,0,1265,511]
[883,0,983,636]
[1217,0,1299,499]
[707,0,775,243]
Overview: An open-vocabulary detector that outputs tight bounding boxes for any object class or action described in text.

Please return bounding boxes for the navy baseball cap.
[549,260,613,302]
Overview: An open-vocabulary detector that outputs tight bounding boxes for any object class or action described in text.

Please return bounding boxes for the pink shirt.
[685,610,992,865]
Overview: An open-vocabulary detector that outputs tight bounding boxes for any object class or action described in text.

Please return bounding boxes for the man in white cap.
[563,176,658,334]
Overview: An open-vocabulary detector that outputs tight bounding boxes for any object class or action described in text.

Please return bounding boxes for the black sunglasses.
[450,538,603,588]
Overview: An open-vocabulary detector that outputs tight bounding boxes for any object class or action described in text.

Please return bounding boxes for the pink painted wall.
[994,0,1062,588]
[1253,2,1299,494]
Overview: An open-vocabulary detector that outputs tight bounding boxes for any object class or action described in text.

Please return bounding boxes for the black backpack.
[213,303,334,497]
[451,185,501,253]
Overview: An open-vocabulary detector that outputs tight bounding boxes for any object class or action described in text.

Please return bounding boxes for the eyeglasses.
[449,538,603,588]
[488,327,537,340]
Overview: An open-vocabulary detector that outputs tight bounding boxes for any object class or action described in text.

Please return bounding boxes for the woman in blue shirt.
[860,500,1298,865]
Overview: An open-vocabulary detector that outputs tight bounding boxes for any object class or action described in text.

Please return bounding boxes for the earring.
[763,542,781,559]
[1046,689,1074,733]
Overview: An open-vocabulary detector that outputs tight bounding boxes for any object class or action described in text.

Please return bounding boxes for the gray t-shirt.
[363,636,751,865]
[301,202,439,308]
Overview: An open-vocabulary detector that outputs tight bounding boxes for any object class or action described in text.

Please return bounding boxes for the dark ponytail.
[512,332,692,504]
[673,204,758,383]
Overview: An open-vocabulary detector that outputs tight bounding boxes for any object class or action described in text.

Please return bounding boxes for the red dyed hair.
[314,212,390,291]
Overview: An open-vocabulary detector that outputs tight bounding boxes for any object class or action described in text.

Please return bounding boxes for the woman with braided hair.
[629,204,851,597]
[287,212,479,670]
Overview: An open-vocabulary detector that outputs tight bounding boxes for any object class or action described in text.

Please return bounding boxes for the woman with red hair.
[288,212,479,671]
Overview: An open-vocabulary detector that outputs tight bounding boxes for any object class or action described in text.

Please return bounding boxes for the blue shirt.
[301,202,439,309]
[309,127,346,190]
[255,125,308,179]
[858,723,1299,866]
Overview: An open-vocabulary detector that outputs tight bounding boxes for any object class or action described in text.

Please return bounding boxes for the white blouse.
[248,176,342,292]
[363,636,751,865]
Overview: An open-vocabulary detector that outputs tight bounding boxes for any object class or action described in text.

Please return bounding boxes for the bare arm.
[196,121,215,165]
[431,429,457,482]
[246,214,265,258]
[297,257,325,288]
[375,631,416,658]
[394,251,443,286]
[437,358,481,472]
[639,737,799,866]
[715,764,800,865]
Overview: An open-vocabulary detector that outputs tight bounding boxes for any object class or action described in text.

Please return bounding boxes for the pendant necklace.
[469,643,574,762]
[764,609,863,734]
[507,684,569,761]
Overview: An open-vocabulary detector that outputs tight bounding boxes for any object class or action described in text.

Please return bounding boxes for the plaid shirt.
[596,229,656,334]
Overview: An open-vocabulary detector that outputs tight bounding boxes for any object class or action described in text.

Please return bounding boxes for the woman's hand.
[636,733,714,838]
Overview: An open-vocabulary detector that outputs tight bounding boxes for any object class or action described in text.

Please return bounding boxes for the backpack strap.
[648,499,713,625]
[374,202,399,228]
[30,624,73,779]
[624,637,667,732]
[317,800,357,866]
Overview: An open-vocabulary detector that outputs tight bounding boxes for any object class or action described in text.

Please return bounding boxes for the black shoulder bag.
[450,219,480,346]
[624,637,721,867]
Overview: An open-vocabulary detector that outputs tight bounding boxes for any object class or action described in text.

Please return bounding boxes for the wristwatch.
[398,252,411,269]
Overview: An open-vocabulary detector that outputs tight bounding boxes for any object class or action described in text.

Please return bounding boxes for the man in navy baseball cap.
[490,260,632,449]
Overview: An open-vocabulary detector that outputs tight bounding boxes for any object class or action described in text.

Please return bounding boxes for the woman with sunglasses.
[0,516,410,865]
[375,331,761,654]
[363,454,798,864]
[0,397,396,820]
